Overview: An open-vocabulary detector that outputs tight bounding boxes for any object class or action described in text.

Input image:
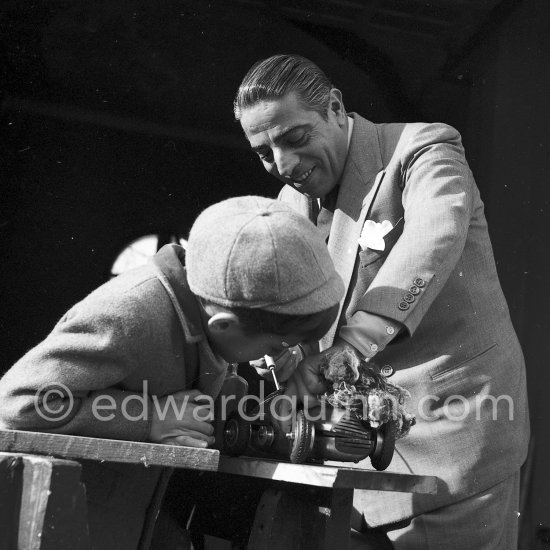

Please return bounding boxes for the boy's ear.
[207,312,241,333]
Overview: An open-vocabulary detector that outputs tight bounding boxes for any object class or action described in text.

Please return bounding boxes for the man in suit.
[234,54,529,549]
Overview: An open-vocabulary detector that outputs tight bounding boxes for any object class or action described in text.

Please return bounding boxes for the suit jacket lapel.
[322,115,385,350]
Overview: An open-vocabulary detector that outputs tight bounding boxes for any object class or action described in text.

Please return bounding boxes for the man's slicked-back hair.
[234,54,334,121]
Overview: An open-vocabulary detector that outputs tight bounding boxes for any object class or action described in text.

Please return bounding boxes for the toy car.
[221,388,396,470]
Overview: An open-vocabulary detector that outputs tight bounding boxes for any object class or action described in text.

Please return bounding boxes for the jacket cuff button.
[381,365,394,377]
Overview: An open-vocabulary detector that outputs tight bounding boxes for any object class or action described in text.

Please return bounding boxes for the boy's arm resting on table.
[149,389,215,448]
[0,288,212,446]
[0,304,155,441]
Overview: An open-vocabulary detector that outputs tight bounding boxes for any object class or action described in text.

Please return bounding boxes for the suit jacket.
[279,114,530,526]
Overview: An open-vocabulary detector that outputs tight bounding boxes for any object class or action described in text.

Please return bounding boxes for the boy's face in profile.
[205,305,339,363]
[208,323,308,363]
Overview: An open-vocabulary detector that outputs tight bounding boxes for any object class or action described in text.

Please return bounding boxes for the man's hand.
[279,340,363,430]
[291,339,363,396]
[149,389,215,448]
[320,339,363,384]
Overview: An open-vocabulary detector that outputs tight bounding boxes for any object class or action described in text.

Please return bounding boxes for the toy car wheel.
[370,420,396,471]
[223,411,250,456]
[289,409,315,464]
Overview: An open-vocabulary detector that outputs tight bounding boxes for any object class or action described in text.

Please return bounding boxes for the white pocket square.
[358,220,393,251]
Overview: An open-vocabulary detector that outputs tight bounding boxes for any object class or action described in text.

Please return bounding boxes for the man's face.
[240,91,349,199]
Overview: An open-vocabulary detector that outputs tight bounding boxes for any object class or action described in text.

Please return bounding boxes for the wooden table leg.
[323,487,354,550]
[0,452,90,550]
[0,454,24,549]
[248,487,326,550]
[247,486,356,550]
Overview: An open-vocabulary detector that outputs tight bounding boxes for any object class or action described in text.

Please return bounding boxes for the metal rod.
[264,355,280,390]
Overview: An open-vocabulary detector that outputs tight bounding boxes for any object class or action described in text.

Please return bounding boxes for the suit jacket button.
[404,293,415,303]
[413,277,425,287]
[381,365,394,377]
[398,301,410,311]
[409,285,420,295]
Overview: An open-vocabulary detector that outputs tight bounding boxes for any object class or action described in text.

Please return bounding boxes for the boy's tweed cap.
[186,196,344,315]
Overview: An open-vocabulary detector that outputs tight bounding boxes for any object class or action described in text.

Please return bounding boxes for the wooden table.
[0,429,437,549]
[218,456,435,550]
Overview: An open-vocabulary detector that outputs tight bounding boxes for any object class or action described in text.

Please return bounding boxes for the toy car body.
[221,389,396,471]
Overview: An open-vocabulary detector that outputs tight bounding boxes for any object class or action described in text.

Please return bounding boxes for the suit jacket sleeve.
[357,123,476,336]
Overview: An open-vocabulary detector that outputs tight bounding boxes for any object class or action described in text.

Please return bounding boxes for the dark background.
[1,0,549,546]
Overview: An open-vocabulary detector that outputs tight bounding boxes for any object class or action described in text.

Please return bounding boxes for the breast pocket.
[359,218,403,269]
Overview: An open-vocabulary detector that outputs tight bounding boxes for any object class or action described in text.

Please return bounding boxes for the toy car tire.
[370,420,396,471]
[222,410,251,456]
[289,409,315,464]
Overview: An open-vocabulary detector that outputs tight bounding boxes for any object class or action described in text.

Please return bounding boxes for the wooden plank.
[219,456,339,488]
[0,454,23,550]
[334,468,437,494]
[17,454,90,550]
[218,456,437,494]
[322,488,353,550]
[0,429,219,471]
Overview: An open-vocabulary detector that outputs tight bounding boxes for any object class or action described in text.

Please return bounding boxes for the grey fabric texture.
[186,195,345,314]
[279,115,529,530]
[0,245,226,440]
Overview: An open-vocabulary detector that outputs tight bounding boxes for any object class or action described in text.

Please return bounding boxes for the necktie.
[316,186,338,242]
[308,198,321,224]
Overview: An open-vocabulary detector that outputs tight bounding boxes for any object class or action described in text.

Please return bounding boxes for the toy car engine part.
[221,389,396,471]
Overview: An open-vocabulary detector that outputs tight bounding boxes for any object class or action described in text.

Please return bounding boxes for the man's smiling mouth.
[292,167,315,185]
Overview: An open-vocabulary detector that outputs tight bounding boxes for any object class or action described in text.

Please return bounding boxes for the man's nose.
[273,149,299,178]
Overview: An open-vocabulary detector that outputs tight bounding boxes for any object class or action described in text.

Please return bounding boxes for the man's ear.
[207,312,241,333]
[329,88,346,123]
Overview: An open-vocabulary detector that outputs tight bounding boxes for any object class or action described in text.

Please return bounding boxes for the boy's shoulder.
[57,263,171,330]
[88,262,161,303]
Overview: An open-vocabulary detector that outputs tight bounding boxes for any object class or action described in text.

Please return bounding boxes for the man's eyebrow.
[250,124,309,152]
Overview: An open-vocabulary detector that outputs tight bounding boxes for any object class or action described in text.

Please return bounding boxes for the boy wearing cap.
[0,195,342,440]
[0,195,343,549]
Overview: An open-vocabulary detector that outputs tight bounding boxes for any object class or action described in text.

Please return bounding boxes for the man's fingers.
[292,369,321,409]
[298,356,328,395]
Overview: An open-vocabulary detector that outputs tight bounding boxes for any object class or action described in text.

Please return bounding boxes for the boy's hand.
[249,345,304,382]
[277,356,324,434]
[149,389,215,448]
